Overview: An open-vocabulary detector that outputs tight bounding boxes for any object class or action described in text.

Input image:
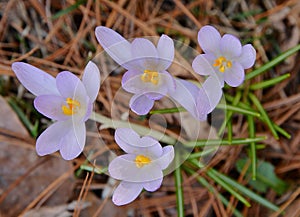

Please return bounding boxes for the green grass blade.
[150,107,185,114]
[185,136,266,147]
[52,0,86,19]
[189,159,251,207]
[217,103,261,117]
[248,93,279,139]
[247,115,257,180]
[8,98,37,137]
[183,166,244,217]
[250,73,290,90]
[210,169,280,212]
[246,44,300,80]
[226,95,291,139]
[218,92,242,136]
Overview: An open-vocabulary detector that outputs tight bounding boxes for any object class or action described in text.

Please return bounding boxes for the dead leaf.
[0,96,75,217]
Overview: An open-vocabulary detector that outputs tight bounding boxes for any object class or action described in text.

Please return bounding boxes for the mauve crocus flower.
[109,128,174,206]
[95,26,175,115]
[192,25,256,87]
[11,61,100,160]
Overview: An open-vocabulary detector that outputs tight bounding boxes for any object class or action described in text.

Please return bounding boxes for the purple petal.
[115,128,162,156]
[59,121,86,160]
[122,71,170,97]
[220,34,242,59]
[169,78,207,121]
[36,121,71,156]
[95,26,133,70]
[201,76,223,113]
[131,38,158,71]
[236,44,256,69]
[112,181,143,206]
[56,71,87,102]
[108,154,163,182]
[155,146,174,170]
[192,54,216,76]
[129,94,154,115]
[121,69,141,92]
[143,178,163,192]
[82,61,100,102]
[224,62,245,87]
[115,128,140,151]
[34,95,69,121]
[156,34,174,71]
[198,25,221,55]
[161,71,176,93]
[139,136,163,158]
[12,62,59,96]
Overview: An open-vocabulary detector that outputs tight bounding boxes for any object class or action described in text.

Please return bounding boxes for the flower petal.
[198,25,221,55]
[121,69,141,91]
[122,71,170,97]
[109,154,163,182]
[112,181,143,206]
[34,95,69,121]
[115,128,162,156]
[59,121,86,160]
[56,71,87,102]
[129,94,154,115]
[115,128,141,150]
[12,62,59,96]
[95,26,133,70]
[224,62,245,87]
[220,34,242,59]
[139,136,162,158]
[156,34,174,71]
[143,178,163,192]
[155,146,174,170]
[36,121,71,156]
[169,78,207,120]
[192,54,216,76]
[82,61,100,102]
[201,76,223,113]
[131,38,158,71]
[236,44,256,69]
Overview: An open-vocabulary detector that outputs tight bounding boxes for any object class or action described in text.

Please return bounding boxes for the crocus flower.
[11,61,100,160]
[192,25,256,87]
[95,26,214,120]
[95,27,176,115]
[108,128,174,206]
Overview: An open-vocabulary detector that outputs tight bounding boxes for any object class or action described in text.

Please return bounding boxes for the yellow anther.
[62,98,80,115]
[135,155,151,168]
[213,56,232,73]
[141,70,159,85]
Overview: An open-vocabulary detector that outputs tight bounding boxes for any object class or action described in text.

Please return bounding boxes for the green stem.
[89,112,176,145]
[247,115,257,180]
[175,154,185,217]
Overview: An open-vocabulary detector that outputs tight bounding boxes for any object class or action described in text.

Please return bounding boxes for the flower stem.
[175,153,185,217]
[89,112,177,145]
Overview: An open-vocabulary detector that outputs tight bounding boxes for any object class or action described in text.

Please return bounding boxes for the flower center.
[61,98,80,116]
[141,70,159,85]
[135,155,151,168]
[213,56,232,73]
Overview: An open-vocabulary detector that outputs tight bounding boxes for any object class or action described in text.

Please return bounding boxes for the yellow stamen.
[135,155,151,168]
[141,70,159,85]
[61,98,80,115]
[213,56,232,73]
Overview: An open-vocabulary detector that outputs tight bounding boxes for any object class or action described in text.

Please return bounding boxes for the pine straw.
[0,0,300,216]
